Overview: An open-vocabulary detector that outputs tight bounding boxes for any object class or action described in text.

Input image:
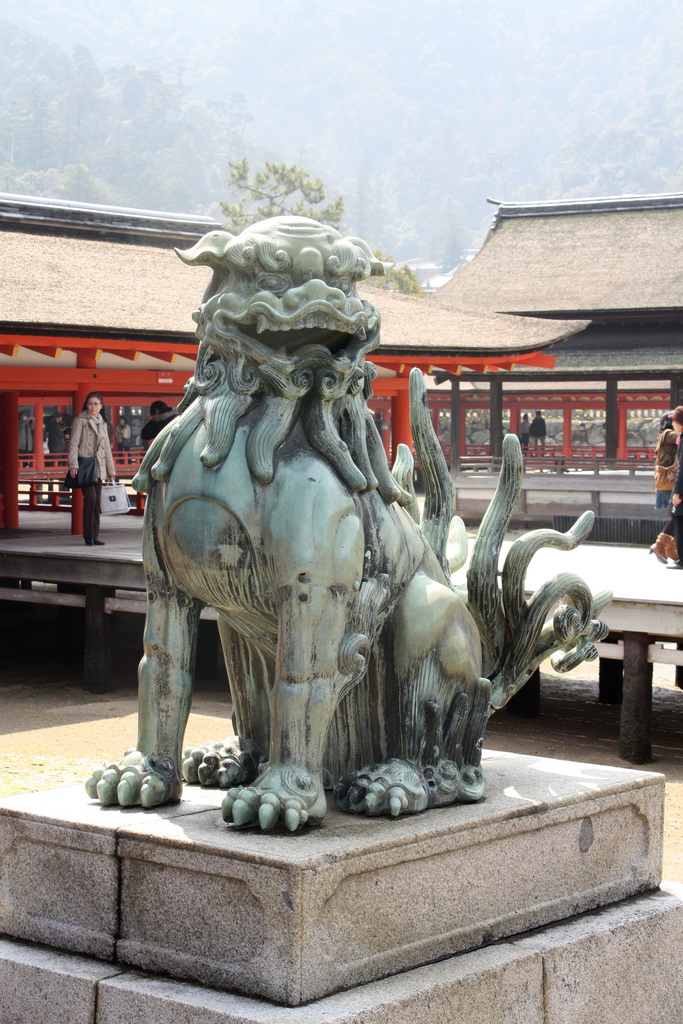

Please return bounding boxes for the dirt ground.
[1,603,682,883]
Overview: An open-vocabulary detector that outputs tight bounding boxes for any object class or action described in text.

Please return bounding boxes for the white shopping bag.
[100,481,131,515]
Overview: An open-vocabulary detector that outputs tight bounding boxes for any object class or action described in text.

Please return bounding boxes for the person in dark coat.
[668,406,683,568]
[528,410,546,449]
[46,414,69,454]
[519,413,530,452]
[140,401,177,445]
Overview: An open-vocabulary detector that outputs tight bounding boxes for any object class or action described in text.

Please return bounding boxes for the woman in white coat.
[68,392,116,545]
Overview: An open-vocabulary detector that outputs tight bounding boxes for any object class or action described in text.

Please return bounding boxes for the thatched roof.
[361,285,588,356]
[1,228,209,338]
[1,225,589,357]
[1,195,588,357]
[437,193,683,316]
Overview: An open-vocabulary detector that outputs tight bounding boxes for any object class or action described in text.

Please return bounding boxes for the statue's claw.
[335,758,429,818]
[182,738,267,789]
[85,749,180,808]
[181,746,206,784]
[221,766,324,831]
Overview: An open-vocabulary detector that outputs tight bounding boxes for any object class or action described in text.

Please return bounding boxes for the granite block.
[95,944,542,1024]
[0,782,225,957]
[113,752,663,1003]
[0,935,121,1024]
[515,881,683,1024]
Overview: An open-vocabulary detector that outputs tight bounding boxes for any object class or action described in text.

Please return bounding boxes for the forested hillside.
[2,0,683,261]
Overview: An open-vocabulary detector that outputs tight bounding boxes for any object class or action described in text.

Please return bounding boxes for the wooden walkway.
[1,512,681,764]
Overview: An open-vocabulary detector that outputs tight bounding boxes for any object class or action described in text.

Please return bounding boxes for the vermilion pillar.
[0,390,19,529]
[33,402,44,471]
[509,405,520,437]
[391,385,412,462]
[562,402,573,456]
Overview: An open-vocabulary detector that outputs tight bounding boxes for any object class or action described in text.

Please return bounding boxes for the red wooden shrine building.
[0,194,583,532]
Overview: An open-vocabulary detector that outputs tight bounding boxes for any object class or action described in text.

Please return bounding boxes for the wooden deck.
[1,511,681,764]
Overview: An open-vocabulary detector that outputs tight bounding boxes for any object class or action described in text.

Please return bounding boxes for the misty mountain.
[2,1,683,261]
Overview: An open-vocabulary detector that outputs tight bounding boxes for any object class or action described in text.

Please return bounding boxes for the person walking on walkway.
[528,410,546,449]
[519,413,530,452]
[650,413,678,563]
[68,392,116,546]
[667,406,683,569]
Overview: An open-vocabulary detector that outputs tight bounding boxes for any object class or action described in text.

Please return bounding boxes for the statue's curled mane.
[132,322,411,508]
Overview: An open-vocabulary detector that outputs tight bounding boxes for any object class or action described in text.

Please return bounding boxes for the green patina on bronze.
[85,216,611,831]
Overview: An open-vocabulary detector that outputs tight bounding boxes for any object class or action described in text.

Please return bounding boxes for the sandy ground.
[1,602,682,883]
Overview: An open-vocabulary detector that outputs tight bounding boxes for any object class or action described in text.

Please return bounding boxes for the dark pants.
[673,514,683,563]
[83,481,102,540]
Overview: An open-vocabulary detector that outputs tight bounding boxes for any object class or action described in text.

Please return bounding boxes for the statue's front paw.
[334,757,429,817]
[182,737,267,787]
[85,749,180,808]
[221,765,326,832]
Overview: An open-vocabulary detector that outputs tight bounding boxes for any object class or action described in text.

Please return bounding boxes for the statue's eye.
[336,278,351,294]
[257,275,288,295]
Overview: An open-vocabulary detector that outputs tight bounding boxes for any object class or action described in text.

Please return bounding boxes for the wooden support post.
[450,379,460,476]
[562,401,572,457]
[391,386,412,462]
[605,379,618,464]
[598,636,623,703]
[505,668,541,718]
[459,403,467,456]
[489,379,503,460]
[671,374,682,411]
[196,618,220,681]
[676,642,683,690]
[619,631,652,763]
[83,585,113,693]
[617,401,628,460]
[0,390,19,529]
[57,584,86,665]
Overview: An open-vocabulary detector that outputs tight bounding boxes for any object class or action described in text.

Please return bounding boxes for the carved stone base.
[3,884,683,1023]
[0,752,664,1006]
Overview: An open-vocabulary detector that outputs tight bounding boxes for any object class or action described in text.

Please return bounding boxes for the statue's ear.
[175,230,235,268]
[369,254,393,277]
[343,236,392,277]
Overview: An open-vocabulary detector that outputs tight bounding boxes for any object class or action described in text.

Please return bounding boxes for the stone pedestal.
[0,751,680,1022]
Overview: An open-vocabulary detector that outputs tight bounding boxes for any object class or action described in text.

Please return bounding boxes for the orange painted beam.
[371,377,410,394]
[1,332,197,361]
[373,350,556,372]
[0,368,191,391]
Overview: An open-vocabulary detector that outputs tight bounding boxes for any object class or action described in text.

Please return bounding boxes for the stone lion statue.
[86,216,610,831]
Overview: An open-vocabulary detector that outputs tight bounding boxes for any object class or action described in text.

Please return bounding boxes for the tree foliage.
[364,250,427,297]
[220,159,344,232]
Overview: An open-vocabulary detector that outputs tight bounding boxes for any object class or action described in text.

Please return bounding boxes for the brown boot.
[650,533,670,563]
[663,533,679,561]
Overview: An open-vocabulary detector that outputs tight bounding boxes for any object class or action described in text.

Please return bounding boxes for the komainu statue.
[86,216,611,830]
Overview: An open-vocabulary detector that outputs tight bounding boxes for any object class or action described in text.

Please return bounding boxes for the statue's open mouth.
[239,322,354,353]
[210,298,381,357]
